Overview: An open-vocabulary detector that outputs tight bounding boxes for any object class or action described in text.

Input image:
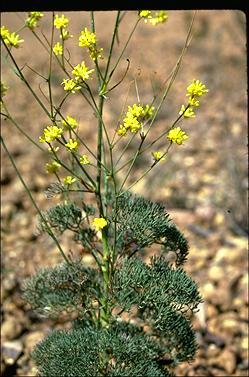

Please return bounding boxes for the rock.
[203,329,225,347]
[222,318,241,335]
[206,304,218,319]
[195,205,216,224]
[200,282,216,300]
[237,359,249,371]
[240,336,248,350]
[215,349,237,374]
[208,265,225,282]
[2,273,17,291]
[214,246,246,264]
[2,340,23,365]
[24,331,44,355]
[206,344,221,358]
[238,306,248,321]
[1,316,24,340]
[209,281,231,310]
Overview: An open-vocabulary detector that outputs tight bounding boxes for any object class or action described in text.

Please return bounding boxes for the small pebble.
[2,340,23,365]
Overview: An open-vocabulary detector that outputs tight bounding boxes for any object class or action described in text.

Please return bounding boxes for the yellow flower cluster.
[1,81,8,102]
[179,105,195,119]
[79,27,103,61]
[26,12,44,29]
[167,127,189,145]
[39,125,63,143]
[53,42,63,56]
[139,10,168,26]
[54,14,73,41]
[61,79,81,93]
[179,79,208,119]
[92,217,108,231]
[72,61,95,81]
[166,79,208,146]
[62,116,78,130]
[152,151,165,162]
[117,104,155,136]
[45,160,61,174]
[63,176,77,185]
[65,138,78,152]
[60,29,73,40]
[0,26,24,48]
[54,14,69,29]
[80,155,90,165]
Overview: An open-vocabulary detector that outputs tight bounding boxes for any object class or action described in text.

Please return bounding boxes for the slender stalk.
[48,13,55,117]
[2,104,44,151]
[118,141,172,196]
[117,134,145,193]
[2,39,51,118]
[1,136,71,265]
[104,18,140,89]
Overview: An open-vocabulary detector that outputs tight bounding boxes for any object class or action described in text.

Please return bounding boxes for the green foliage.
[39,202,83,233]
[116,192,189,265]
[113,256,202,363]
[22,261,100,316]
[32,321,174,377]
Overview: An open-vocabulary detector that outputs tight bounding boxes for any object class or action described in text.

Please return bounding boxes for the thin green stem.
[2,39,51,118]
[1,136,71,265]
[117,134,145,193]
[114,111,185,175]
[144,13,196,140]
[105,18,140,90]
[2,104,44,151]
[48,13,55,118]
[118,141,172,196]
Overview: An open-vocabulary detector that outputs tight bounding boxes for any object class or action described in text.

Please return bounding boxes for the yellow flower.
[65,138,78,151]
[45,161,61,174]
[72,62,94,81]
[78,28,103,61]
[117,126,128,136]
[8,32,24,47]
[128,104,144,118]
[80,155,90,165]
[149,11,168,26]
[167,127,189,145]
[92,217,108,231]
[152,151,165,162]
[89,47,104,61]
[126,116,141,133]
[39,125,63,143]
[53,42,63,56]
[63,176,76,185]
[186,79,208,98]
[60,29,73,40]
[188,97,200,107]
[62,115,78,130]
[179,105,196,118]
[48,146,60,153]
[139,10,152,21]
[1,27,24,48]
[142,104,155,118]
[0,26,9,39]
[26,12,44,29]
[79,28,96,48]
[61,79,81,93]
[30,11,43,18]
[54,14,69,29]
[117,103,155,136]
[1,82,8,101]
